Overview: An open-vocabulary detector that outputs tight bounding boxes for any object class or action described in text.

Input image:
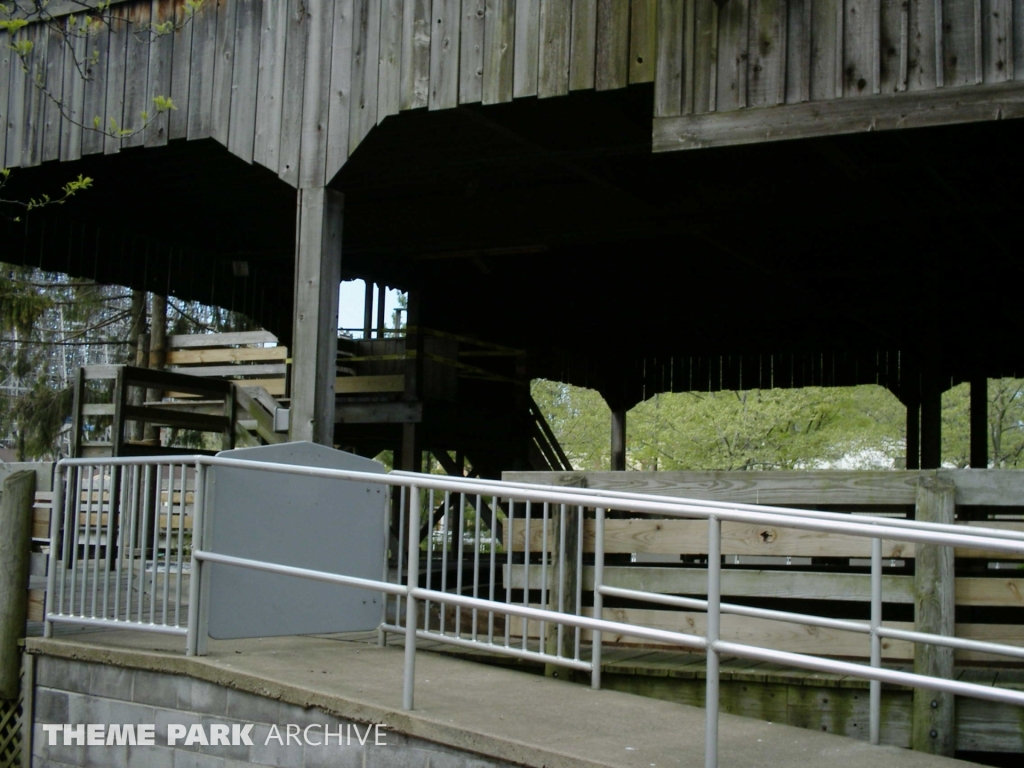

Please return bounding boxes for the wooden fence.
[502,469,1024,663]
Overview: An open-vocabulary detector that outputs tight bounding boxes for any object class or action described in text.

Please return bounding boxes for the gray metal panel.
[205,442,386,639]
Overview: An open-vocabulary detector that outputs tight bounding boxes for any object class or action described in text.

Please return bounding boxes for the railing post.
[403,485,420,711]
[912,475,955,755]
[705,515,721,768]
[44,464,65,639]
[591,507,605,689]
[186,462,206,657]
[869,536,882,745]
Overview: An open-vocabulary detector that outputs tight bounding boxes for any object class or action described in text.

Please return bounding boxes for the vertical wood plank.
[482,0,515,102]
[299,0,334,187]
[715,0,749,110]
[228,0,263,162]
[538,0,572,97]
[982,0,1013,83]
[401,0,431,109]
[278,0,308,185]
[569,0,597,90]
[379,0,404,117]
[460,0,486,102]
[60,19,87,162]
[595,0,629,90]
[211,0,238,145]
[145,0,176,148]
[121,2,151,150]
[655,0,684,116]
[429,0,461,109]
[514,0,540,96]
[785,0,811,102]
[24,23,51,166]
[41,22,64,163]
[81,17,111,155]
[912,476,955,756]
[325,0,355,180]
[941,0,976,87]
[810,0,839,99]
[630,0,657,83]
[1015,0,1024,79]
[748,0,787,106]
[349,0,381,153]
[683,0,697,110]
[167,0,194,140]
[0,31,10,168]
[842,0,875,96]
[693,0,718,112]
[5,27,29,169]
[187,0,218,140]
[878,0,905,92]
[254,0,287,170]
[906,0,937,89]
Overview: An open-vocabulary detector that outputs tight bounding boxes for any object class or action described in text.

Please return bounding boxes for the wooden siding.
[7,0,1024,176]
[0,0,656,187]
[654,0,1024,149]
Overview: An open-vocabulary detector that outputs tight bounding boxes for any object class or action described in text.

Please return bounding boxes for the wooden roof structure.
[3,0,1024,464]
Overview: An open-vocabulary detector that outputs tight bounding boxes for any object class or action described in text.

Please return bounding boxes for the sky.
[338,280,404,337]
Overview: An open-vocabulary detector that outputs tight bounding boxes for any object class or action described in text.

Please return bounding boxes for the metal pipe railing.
[46,454,1024,768]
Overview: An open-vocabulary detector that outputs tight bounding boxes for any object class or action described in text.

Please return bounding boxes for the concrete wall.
[31,656,517,768]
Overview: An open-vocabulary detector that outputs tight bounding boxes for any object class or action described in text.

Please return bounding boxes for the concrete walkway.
[27,630,982,768]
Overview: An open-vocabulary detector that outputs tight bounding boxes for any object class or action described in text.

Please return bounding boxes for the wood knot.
[758,528,777,544]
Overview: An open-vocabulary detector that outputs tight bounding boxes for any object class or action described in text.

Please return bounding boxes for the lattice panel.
[0,661,24,768]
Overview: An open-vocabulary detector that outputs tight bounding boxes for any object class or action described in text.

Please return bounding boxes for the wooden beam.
[969,376,988,469]
[0,470,34,700]
[912,475,955,755]
[290,187,343,445]
[920,377,942,470]
[545,476,582,676]
[653,80,1024,152]
[611,408,627,471]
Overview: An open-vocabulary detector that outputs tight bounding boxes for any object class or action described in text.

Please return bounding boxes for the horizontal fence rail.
[46,455,1024,768]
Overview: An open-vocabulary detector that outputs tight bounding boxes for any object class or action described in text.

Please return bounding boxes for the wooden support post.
[912,475,955,755]
[0,470,35,701]
[905,397,920,470]
[920,382,942,470]
[969,375,988,469]
[376,283,387,338]
[290,187,344,445]
[128,332,150,443]
[611,409,627,471]
[400,424,421,472]
[545,476,583,678]
[143,294,167,444]
[363,279,374,338]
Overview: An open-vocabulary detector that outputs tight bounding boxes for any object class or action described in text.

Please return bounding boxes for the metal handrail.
[46,454,1024,768]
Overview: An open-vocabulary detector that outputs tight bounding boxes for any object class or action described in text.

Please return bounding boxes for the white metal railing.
[45,455,1024,768]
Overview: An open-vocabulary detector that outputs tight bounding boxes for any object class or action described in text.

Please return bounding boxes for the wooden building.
[3,0,1024,471]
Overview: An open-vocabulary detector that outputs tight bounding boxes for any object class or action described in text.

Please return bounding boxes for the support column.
[912,476,956,755]
[400,290,423,472]
[611,409,626,471]
[290,187,343,445]
[0,470,34,701]
[905,398,920,470]
[143,294,167,444]
[920,378,942,470]
[970,375,988,469]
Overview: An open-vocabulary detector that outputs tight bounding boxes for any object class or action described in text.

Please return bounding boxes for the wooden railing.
[502,469,1024,663]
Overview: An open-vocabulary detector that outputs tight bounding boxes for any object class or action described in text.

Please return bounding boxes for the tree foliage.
[533,379,1024,472]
